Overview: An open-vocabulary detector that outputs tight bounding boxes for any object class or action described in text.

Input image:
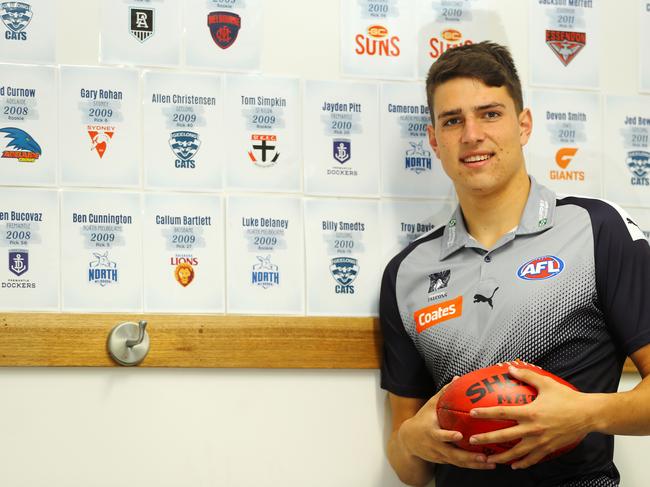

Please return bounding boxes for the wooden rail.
[0,313,638,372]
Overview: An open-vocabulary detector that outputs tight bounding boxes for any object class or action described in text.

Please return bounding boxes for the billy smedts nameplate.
[416,0,495,79]
[641,0,650,93]
[0,63,56,187]
[380,199,453,266]
[143,192,224,313]
[380,82,453,198]
[527,90,602,197]
[100,0,182,67]
[304,198,380,317]
[0,188,58,311]
[0,0,55,64]
[529,0,600,89]
[226,195,304,314]
[143,70,223,191]
[340,0,417,79]
[224,75,301,192]
[184,0,262,72]
[61,190,142,312]
[303,80,379,197]
[603,96,650,206]
[59,66,141,188]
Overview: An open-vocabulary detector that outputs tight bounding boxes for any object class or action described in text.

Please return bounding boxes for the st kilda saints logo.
[130,7,154,43]
[545,30,586,66]
[251,255,280,289]
[330,257,358,294]
[248,134,279,167]
[354,24,400,57]
[169,131,201,169]
[207,11,241,49]
[0,1,32,41]
[405,140,432,174]
[627,151,650,186]
[0,127,41,162]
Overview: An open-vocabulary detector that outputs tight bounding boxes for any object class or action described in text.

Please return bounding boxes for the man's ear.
[427,124,441,159]
[519,108,533,146]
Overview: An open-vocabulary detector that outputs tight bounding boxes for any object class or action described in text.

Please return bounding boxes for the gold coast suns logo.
[429,29,473,60]
[354,25,400,57]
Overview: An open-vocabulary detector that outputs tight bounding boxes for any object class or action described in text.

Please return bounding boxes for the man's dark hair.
[426,41,523,121]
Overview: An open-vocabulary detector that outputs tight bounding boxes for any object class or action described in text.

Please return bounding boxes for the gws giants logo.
[517,256,564,281]
[87,125,115,159]
[414,295,462,333]
[405,140,431,174]
[545,30,586,66]
[251,255,279,289]
[355,24,400,57]
[88,251,118,287]
[0,127,41,162]
[627,151,650,186]
[207,11,241,49]
[429,29,473,60]
[169,131,201,169]
[0,1,32,41]
[330,257,358,294]
[248,134,279,167]
[550,147,584,181]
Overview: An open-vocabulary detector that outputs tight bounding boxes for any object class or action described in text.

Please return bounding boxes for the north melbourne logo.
[251,255,279,289]
[130,7,154,42]
[545,30,586,66]
[405,140,432,174]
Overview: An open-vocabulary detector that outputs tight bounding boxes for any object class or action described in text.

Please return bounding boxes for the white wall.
[0,1,647,486]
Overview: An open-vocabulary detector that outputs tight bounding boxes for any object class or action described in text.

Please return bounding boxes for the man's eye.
[443,118,461,127]
[485,111,501,119]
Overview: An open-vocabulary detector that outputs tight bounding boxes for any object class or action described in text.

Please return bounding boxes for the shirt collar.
[439,176,557,260]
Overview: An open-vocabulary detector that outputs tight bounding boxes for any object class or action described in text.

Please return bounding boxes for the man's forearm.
[590,375,650,436]
[387,426,435,487]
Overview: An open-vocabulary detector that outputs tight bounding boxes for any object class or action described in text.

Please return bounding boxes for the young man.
[380,41,650,486]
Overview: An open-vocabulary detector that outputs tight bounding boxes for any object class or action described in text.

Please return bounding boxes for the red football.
[436,361,580,459]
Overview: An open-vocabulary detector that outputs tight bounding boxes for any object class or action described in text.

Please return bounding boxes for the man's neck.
[457,174,531,249]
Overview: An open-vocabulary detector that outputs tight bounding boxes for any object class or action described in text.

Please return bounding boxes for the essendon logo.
[87,126,115,159]
[517,256,565,281]
[429,29,473,60]
[207,11,241,49]
[414,296,462,333]
[545,30,586,66]
[355,24,400,57]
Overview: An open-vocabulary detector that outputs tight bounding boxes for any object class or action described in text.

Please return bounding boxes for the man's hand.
[395,381,497,470]
[467,365,591,469]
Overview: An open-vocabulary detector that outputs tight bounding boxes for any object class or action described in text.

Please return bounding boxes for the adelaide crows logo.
[545,30,586,66]
[0,2,32,40]
[0,127,41,162]
[207,11,241,49]
[169,131,201,169]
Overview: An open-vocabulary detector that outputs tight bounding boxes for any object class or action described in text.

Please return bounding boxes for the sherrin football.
[436,361,580,459]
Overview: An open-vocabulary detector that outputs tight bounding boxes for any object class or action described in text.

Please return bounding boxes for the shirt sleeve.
[380,255,436,398]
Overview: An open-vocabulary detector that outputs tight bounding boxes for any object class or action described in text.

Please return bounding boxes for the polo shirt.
[380,177,650,486]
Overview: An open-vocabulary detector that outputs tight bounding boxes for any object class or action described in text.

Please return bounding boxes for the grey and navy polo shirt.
[380,177,650,486]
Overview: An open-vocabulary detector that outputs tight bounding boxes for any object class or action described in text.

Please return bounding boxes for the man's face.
[427,77,532,199]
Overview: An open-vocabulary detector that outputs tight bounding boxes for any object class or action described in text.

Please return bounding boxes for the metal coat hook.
[107,320,150,366]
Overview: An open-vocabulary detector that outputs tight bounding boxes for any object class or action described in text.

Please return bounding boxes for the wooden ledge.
[0,313,638,372]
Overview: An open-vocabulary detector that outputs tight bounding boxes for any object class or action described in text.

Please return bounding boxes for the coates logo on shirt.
[414,296,462,333]
[517,256,565,281]
[428,29,473,61]
[354,24,400,57]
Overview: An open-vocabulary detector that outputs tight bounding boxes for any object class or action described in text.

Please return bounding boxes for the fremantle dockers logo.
[428,270,450,293]
[8,249,28,276]
[169,131,201,161]
[628,151,650,178]
[330,257,359,286]
[207,11,241,49]
[333,138,351,164]
[130,7,154,42]
[545,30,586,66]
[0,2,32,33]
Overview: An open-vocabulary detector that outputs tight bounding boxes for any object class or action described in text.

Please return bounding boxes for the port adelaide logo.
[88,251,118,287]
[333,138,351,164]
[627,151,650,186]
[405,141,431,174]
[169,131,201,169]
[130,7,154,43]
[545,30,586,66]
[0,127,41,162]
[0,1,32,41]
[207,11,241,49]
[330,257,358,294]
[517,255,564,281]
[248,134,279,167]
[251,255,279,289]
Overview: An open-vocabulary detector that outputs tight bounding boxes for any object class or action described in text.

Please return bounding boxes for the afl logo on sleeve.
[517,256,565,280]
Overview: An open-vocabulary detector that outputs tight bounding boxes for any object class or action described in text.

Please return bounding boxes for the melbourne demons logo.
[405,141,431,174]
[0,2,32,41]
[627,151,650,186]
[0,127,41,162]
[8,249,28,276]
[545,30,586,66]
[207,11,241,49]
[517,256,564,280]
[169,131,201,169]
[330,257,358,294]
[88,251,118,287]
[251,255,280,289]
[333,138,351,164]
[87,126,115,159]
[355,24,400,57]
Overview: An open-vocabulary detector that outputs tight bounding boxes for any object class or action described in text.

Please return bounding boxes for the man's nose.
[460,117,485,144]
